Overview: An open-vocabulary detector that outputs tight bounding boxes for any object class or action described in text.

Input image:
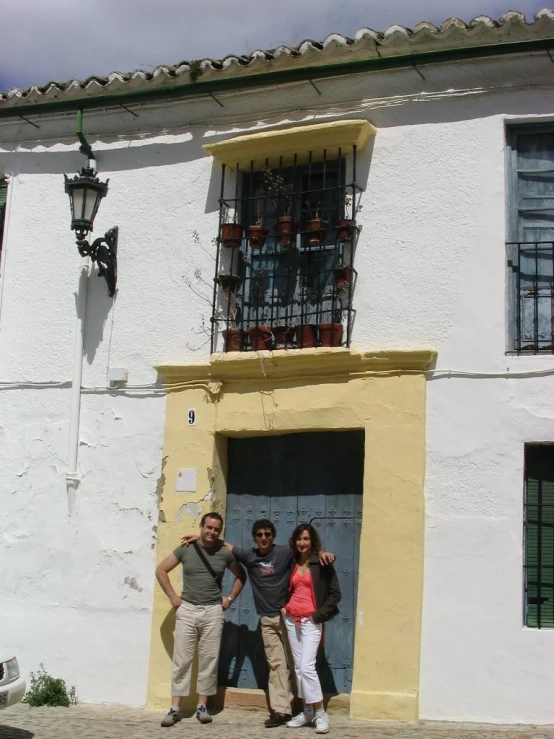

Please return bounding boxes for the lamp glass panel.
[71,188,85,221]
[83,187,100,223]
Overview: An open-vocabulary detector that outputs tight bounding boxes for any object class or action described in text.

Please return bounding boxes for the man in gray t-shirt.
[183,517,334,728]
[156,512,246,727]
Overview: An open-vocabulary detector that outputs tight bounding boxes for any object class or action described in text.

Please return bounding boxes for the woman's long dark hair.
[289,523,322,561]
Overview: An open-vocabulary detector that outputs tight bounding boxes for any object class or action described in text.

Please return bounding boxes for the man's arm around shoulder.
[156,553,183,611]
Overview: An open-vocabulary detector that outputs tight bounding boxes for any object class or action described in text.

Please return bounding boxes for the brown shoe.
[265,712,292,728]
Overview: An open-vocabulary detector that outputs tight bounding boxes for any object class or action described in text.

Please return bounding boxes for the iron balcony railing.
[210,147,362,353]
[508,241,554,354]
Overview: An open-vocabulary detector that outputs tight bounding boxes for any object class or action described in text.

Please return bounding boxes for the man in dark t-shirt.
[182,517,334,727]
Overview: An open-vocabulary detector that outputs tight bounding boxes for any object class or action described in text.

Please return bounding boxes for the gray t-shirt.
[233,544,293,616]
[173,543,235,606]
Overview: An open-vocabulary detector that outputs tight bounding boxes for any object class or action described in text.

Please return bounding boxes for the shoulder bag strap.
[193,542,222,590]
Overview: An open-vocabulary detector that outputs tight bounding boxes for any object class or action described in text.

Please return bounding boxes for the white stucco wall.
[1,51,554,717]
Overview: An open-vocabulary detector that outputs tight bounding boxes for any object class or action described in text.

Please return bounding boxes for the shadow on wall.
[72,266,113,365]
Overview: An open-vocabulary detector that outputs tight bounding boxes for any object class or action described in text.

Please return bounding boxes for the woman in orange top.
[280,523,341,734]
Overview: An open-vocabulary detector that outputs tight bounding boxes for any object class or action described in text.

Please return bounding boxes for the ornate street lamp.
[64,161,118,296]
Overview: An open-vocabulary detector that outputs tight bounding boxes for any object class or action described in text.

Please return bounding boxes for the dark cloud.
[0,0,547,90]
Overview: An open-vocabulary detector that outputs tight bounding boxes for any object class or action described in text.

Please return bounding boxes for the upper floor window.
[507,125,554,353]
[210,148,362,353]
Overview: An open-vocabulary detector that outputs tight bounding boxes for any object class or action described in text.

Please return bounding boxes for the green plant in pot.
[263,167,297,250]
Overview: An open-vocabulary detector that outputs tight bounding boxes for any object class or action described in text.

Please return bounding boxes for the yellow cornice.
[156,347,436,385]
[203,119,376,170]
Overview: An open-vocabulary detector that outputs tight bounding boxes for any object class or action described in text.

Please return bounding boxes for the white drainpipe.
[66,259,90,512]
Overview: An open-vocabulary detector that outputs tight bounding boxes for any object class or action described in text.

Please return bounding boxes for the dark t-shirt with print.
[233,544,293,616]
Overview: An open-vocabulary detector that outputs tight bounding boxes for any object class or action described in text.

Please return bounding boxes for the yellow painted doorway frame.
[147,347,435,722]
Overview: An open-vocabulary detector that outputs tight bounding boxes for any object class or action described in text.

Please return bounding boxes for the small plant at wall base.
[23,664,77,707]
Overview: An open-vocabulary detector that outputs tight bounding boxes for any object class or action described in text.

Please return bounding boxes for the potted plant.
[306,202,328,247]
[263,167,297,249]
[334,264,354,294]
[318,322,343,347]
[295,323,317,348]
[220,207,244,249]
[247,198,268,249]
[336,192,362,244]
[247,325,273,350]
[222,305,244,352]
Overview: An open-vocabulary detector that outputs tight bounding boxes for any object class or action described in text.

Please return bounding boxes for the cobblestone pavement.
[2,704,554,739]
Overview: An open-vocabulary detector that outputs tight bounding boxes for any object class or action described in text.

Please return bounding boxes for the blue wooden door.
[219,431,363,695]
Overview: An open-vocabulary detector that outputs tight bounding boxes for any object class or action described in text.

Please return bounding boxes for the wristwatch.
[226,595,234,603]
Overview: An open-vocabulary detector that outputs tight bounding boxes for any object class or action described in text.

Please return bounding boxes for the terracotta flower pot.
[222,328,243,352]
[318,322,343,347]
[334,265,353,293]
[275,216,298,250]
[307,218,328,247]
[248,224,268,249]
[295,324,317,349]
[247,326,272,351]
[336,219,356,243]
[221,223,244,248]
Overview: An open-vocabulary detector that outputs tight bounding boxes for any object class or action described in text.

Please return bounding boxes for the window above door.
[205,121,374,354]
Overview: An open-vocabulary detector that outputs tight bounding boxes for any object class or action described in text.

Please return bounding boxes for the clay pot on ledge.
[221,223,244,249]
[336,219,357,244]
[318,323,343,347]
[295,324,317,349]
[307,218,328,247]
[248,224,268,249]
[275,216,298,250]
[222,328,244,352]
[247,325,272,351]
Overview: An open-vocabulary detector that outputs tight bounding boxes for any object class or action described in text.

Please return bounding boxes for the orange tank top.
[286,566,316,624]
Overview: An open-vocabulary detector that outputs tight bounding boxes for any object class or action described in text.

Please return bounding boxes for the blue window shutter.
[514,130,554,242]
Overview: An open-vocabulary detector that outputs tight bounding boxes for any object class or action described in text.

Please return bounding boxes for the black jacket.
[288,553,342,624]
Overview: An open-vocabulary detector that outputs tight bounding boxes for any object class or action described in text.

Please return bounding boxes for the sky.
[0,0,550,92]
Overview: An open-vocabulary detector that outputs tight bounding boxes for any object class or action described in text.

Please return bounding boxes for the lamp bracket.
[77,226,118,297]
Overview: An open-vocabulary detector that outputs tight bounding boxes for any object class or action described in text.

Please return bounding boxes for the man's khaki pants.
[261,614,294,714]
[172,601,224,697]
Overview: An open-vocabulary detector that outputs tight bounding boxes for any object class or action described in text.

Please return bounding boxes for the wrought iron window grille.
[210,147,362,353]
[508,241,554,353]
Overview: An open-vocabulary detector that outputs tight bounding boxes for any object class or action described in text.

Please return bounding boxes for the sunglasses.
[254,531,274,539]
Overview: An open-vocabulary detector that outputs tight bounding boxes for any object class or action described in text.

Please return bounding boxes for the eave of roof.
[1,9,553,119]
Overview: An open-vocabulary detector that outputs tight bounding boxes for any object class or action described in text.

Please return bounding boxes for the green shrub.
[23,664,77,707]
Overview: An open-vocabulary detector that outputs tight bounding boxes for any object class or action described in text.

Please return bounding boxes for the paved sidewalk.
[2,704,554,739]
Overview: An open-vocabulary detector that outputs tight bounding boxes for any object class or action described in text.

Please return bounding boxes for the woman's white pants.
[284,615,323,705]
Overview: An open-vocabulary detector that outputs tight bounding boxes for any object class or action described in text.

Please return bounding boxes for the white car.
[0,653,25,709]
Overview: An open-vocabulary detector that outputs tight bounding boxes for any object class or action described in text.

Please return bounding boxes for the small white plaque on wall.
[176,468,197,492]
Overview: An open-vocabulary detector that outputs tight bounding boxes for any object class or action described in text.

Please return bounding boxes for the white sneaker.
[286,711,314,728]
[315,712,330,734]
